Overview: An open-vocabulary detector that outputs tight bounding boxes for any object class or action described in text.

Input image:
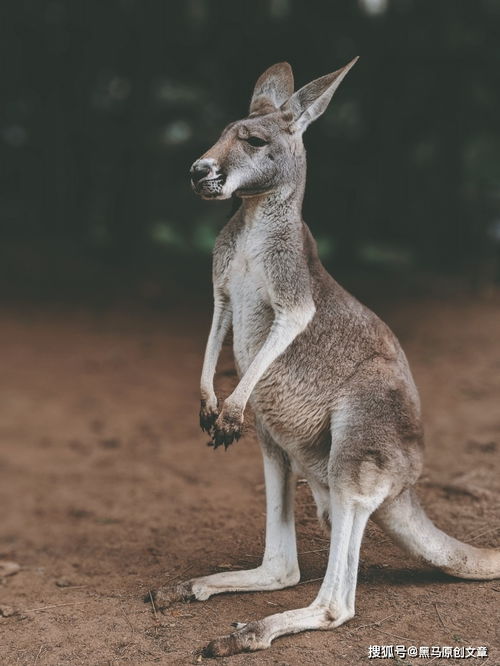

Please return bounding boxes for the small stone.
[0,605,17,617]
[0,561,20,578]
[55,578,72,588]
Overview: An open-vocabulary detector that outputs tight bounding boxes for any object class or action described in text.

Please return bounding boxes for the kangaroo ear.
[281,57,358,133]
[249,62,294,115]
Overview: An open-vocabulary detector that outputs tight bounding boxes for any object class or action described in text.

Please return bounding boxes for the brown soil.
[1,290,499,665]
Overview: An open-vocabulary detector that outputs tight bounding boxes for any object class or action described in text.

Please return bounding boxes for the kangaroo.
[151,59,500,657]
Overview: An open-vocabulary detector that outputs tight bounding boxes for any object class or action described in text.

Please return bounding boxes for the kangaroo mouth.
[193,174,227,199]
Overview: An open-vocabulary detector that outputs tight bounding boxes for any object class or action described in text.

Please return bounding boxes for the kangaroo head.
[190,57,358,201]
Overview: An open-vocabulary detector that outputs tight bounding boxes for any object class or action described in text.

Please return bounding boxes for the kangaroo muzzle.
[190,158,226,198]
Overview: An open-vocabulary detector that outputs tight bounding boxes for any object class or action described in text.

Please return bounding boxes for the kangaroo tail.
[372,488,500,580]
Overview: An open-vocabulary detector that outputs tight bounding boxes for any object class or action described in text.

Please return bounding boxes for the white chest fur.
[227,222,273,305]
[226,223,274,370]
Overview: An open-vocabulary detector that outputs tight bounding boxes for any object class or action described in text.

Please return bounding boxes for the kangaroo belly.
[251,348,333,447]
[231,295,333,451]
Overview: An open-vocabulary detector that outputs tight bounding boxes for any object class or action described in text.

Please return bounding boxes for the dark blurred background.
[1,0,500,303]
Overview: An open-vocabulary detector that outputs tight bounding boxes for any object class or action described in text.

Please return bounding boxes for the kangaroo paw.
[203,622,269,657]
[199,400,219,434]
[211,410,243,449]
[145,581,195,610]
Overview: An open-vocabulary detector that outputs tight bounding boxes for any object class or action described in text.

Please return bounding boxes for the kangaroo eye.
[245,136,268,147]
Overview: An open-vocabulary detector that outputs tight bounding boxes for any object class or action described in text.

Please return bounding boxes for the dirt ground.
[1,287,499,666]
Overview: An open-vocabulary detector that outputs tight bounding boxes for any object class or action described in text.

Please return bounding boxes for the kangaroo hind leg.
[202,412,395,656]
[203,483,382,657]
[150,422,299,609]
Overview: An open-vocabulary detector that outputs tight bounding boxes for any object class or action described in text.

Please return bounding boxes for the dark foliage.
[1,0,500,295]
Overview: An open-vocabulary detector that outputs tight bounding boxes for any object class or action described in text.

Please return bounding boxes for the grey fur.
[153,59,500,657]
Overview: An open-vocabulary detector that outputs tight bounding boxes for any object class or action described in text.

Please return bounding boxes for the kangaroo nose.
[190,160,212,184]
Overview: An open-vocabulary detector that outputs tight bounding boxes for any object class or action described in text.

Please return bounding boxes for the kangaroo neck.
[239,159,306,231]
[239,186,304,231]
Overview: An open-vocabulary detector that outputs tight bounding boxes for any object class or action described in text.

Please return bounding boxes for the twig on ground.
[148,591,158,623]
[165,564,194,585]
[33,645,43,665]
[25,601,89,613]
[353,614,396,631]
[433,602,446,629]
[468,526,500,543]
[147,590,159,637]
[374,628,417,642]
[121,609,135,635]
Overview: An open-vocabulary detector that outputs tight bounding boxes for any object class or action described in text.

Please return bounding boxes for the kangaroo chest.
[226,226,274,372]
